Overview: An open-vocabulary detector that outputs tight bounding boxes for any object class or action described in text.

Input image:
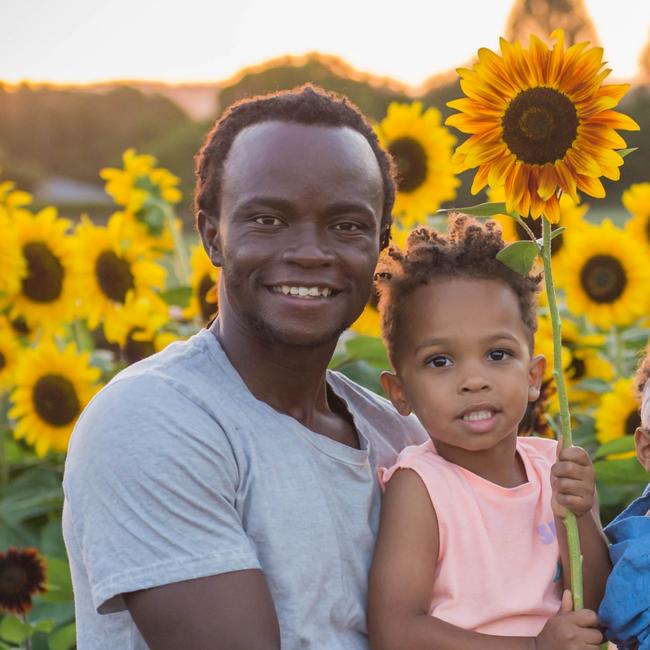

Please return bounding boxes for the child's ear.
[527,354,546,402]
[634,426,650,473]
[380,371,412,416]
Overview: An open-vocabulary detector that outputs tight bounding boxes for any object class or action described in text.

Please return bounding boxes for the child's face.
[381,277,544,459]
[635,380,650,473]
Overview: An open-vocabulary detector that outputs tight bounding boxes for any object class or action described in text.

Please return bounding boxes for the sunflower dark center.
[645,216,650,245]
[567,356,586,381]
[33,374,80,426]
[625,411,641,436]
[0,566,27,595]
[388,137,428,193]
[123,329,156,365]
[0,352,5,371]
[580,255,627,303]
[502,87,578,165]
[21,242,64,302]
[515,217,564,254]
[95,251,135,303]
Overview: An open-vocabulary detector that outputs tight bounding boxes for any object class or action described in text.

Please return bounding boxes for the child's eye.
[488,349,512,361]
[427,355,452,368]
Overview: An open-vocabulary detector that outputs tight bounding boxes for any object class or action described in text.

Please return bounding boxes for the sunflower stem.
[162,204,190,286]
[542,215,584,611]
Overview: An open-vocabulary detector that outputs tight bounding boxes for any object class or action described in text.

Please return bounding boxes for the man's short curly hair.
[635,345,650,399]
[375,214,543,364]
[194,83,396,249]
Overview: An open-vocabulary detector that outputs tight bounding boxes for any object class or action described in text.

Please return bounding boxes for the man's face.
[205,121,384,348]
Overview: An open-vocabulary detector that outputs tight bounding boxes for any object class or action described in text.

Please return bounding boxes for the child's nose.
[459,374,490,393]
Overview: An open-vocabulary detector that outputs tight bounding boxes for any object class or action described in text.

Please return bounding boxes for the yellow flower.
[9,342,101,456]
[6,208,78,332]
[595,377,640,458]
[0,208,27,297]
[0,181,33,216]
[351,304,381,338]
[555,219,650,329]
[622,182,650,250]
[114,209,183,257]
[375,102,459,227]
[446,30,639,223]
[184,245,220,322]
[0,318,21,390]
[74,213,166,345]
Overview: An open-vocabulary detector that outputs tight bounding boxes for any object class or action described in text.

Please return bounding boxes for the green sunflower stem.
[542,215,584,611]
[163,204,190,286]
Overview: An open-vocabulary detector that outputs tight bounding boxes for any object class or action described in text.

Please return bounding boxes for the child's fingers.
[551,459,593,481]
[557,446,590,465]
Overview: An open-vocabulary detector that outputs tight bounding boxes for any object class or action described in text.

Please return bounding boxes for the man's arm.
[368,470,602,650]
[124,569,280,650]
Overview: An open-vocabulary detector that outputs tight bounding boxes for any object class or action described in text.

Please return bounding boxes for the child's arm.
[368,469,603,650]
[551,446,611,611]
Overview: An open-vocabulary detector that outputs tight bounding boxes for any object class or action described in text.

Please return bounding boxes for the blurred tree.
[505,0,600,46]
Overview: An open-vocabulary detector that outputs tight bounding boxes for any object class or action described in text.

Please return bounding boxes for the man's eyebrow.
[414,331,522,353]
[235,197,377,218]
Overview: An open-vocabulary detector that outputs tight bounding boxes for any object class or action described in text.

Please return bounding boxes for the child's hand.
[551,445,596,519]
[535,590,602,649]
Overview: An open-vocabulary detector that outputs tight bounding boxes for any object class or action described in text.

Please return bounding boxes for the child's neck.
[433,434,527,488]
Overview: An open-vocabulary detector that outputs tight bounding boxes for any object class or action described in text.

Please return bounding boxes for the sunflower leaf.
[496,241,539,276]
[0,615,33,643]
[436,202,511,218]
[618,147,638,158]
[535,226,566,247]
[594,456,649,484]
[594,437,637,460]
[48,622,77,650]
[570,378,610,393]
[160,286,192,308]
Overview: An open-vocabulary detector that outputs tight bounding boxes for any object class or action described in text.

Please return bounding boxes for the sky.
[1,0,648,88]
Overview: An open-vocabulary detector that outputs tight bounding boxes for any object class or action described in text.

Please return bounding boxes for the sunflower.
[595,377,640,458]
[0,548,47,614]
[0,208,26,297]
[446,30,639,223]
[184,245,220,323]
[0,180,32,216]
[5,207,78,332]
[74,213,166,345]
[375,102,459,227]
[9,342,101,456]
[555,219,650,329]
[0,319,22,391]
[489,186,588,262]
[622,182,650,250]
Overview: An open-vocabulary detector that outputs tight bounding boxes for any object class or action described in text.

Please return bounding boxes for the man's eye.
[428,355,452,368]
[489,349,511,361]
[333,221,361,231]
[254,215,283,226]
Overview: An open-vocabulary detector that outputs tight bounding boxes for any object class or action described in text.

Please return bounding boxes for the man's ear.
[380,371,411,417]
[527,354,546,402]
[635,426,650,473]
[197,210,223,267]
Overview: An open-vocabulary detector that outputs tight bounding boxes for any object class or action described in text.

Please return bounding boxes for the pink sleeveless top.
[379,436,562,636]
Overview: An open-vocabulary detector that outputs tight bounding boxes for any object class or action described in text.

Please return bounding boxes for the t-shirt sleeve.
[63,374,261,614]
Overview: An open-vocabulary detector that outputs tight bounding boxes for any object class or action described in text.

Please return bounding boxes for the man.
[63,84,427,649]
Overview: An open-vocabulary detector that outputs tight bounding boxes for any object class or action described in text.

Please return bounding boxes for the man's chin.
[246,315,348,350]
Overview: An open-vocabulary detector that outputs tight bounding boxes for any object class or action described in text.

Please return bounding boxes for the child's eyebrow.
[414,332,522,353]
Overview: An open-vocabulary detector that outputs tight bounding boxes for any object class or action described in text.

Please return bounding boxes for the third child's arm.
[368,469,602,650]
[552,446,611,611]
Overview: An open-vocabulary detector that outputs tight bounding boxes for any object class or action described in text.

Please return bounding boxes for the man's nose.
[281,223,335,267]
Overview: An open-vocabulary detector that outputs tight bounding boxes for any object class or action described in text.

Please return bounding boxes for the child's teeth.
[463,410,494,422]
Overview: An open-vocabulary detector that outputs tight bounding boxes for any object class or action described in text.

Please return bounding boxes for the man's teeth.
[272,285,333,298]
[463,410,494,422]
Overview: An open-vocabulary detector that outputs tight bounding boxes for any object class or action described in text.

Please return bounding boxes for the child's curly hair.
[375,214,542,364]
[635,344,650,398]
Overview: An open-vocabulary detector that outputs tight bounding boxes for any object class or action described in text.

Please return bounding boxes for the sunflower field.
[0,30,649,649]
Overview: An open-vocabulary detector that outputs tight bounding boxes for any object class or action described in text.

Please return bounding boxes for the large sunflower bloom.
[74,214,166,345]
[184,245,220,323]
[446,29,639,223]
[375,102,459,227]
[6,207,77,332]
[595,377,640,458]
[0,319,21,391]
[0,547,47,614]
[555,219,650,329]
[622,182,650,251]
[9,342,101,456]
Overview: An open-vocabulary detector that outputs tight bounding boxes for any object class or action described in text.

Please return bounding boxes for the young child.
[368,216,610,650]
[599,346,650,649]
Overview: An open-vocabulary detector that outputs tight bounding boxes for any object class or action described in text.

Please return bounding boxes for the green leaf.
[594,456,649,484]
[535,226,566,247]
[496,240,540,276]
[41,557,73,603]
[571,378,610,394]
[0,615,33,643]
[594,436,637,460]
[436,201,510,218]
[33,619,55,634]
[344,335,390,369]
[160,286,192,308]
[48,622,76,650]
[618,147,638,158]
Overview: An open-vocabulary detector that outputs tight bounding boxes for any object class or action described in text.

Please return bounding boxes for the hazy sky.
[2,0,648,87]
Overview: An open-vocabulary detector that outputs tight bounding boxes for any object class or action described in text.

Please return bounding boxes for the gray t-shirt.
[62,329,427,649]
